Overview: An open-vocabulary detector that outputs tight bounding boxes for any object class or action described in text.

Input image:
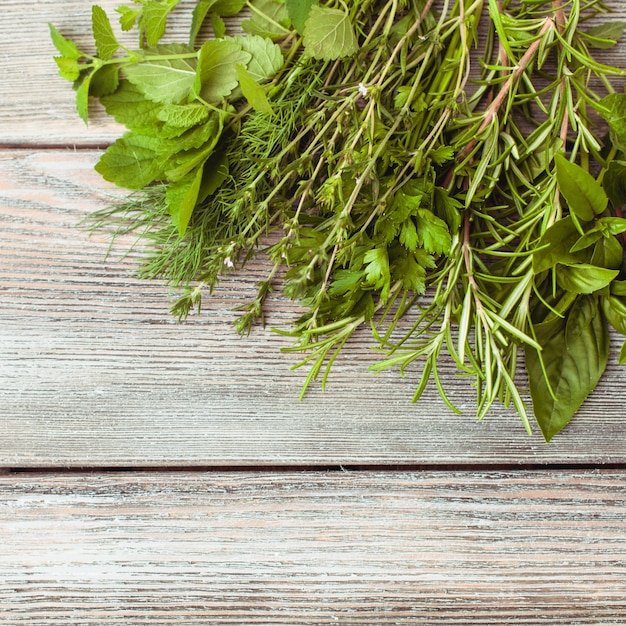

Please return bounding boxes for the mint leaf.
[124,44,197,104]
[555,153,608,221]
[90,64,120,97]
[230,35,284,82]
[95,132,165,188]
[236,64,273,114]
[116,5,141,31]
[242,0,290,40]
[198,152,229,202]
[54,56,81,82]
[143,0,182,47]
[302,5,358,60]
[286,0,318,33]
[190,0,246,45]
[166,164,205,236]
[193,39,251,103]
[75,72,94,124]
[157,103,209,128]
[526,295,609,442]
[92,5,120,61]
[101,80,164,130]
[49,24,83,60]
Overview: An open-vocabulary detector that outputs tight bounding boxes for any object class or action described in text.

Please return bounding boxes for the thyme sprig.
[51,0,626,440]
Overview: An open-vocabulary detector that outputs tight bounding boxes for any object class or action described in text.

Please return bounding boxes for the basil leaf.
[601,295,626,335]
[533,216,588,274]
[526,295,609,442]
[556,263,619,294]
[603,160,626,208]
[555,153,608,221]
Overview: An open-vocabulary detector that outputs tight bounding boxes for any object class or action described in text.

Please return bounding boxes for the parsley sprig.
[52,0,626,440]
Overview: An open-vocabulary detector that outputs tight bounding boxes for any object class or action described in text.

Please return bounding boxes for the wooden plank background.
[3,470,626,624]
[2,1,626,622]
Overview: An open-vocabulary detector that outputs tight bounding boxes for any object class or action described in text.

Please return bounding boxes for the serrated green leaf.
[124,43,197,104]
[95,131,165,188]
[235,64,273,114]
[399,219,419,252]
[92,5,120,61]
[157,103,209,128]
[116,5,141,31]
[49,24,83,60]
[166,164,205,236]
[193,39,250,103]
[241,0,290,40]
[54,56,81,82]
[101,80,164,130]
[598,93,626,153]
[190,0,246,45]
[555,153,608,221]
[286,0,318,33]
[143,0,182,47]
[229,35,284,82]
[363,247,391,300]
[75,72,93,124]
[302,5,358,60]
[90,64,120,98]
[415,209,452,255]
[212,14,226,38]
[526,295,609,442]
[393,252,426,293]
[198,151,229,202]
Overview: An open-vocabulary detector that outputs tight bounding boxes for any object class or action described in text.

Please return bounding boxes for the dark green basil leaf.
[533,216,588,274]
[556,263,619,294]
[555,153,608,221]
[601,295,626,334]
[603,160,626,208]
[526,295,609,442]
[590,235,623,270]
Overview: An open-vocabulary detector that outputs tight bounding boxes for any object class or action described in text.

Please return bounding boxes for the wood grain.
[2,470,626,624]
[2,150,626,467]
[1,0,626,145]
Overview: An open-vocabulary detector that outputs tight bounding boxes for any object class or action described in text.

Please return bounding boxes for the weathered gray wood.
[1,0,625,145]
[2,150,626,466]
[1,470,626,624]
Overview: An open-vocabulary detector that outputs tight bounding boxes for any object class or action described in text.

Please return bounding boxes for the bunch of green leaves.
[51,0,626,441]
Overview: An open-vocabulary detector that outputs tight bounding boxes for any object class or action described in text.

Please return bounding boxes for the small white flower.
[358,82,368,97]
[223,257,234,269]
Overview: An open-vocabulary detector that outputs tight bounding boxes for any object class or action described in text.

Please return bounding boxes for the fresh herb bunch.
[51,0,626,441]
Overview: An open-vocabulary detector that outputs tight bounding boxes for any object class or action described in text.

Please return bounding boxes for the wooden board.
[2,470,626,624]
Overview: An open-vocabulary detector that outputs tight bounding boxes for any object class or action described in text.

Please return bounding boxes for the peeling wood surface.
[2,470,626,624]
